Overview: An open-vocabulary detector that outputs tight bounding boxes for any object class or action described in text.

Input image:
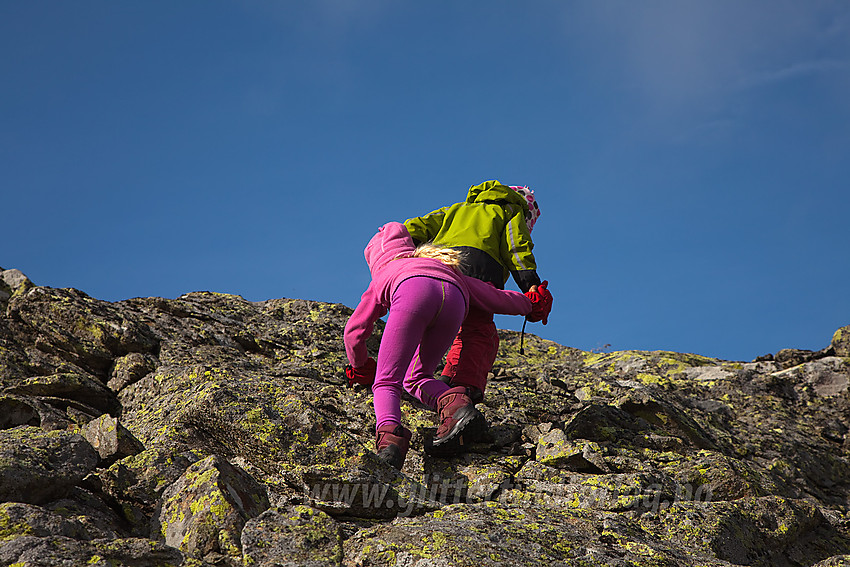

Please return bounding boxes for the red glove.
[525,280,553,325]
[345,358,377,388]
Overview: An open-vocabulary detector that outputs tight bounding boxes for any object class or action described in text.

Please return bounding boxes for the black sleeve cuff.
[512,270,541,293]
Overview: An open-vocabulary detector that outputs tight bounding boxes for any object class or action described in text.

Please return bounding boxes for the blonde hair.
[411,243,464,270]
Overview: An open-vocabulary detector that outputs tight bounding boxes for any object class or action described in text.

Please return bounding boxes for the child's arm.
[464,276,532,316]
[343,286,388,368]
[403,206,449,245]
[501,208,541,292]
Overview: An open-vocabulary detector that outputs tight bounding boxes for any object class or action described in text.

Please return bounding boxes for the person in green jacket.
[403,180,553,452]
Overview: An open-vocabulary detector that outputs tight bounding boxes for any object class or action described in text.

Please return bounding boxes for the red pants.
[440,305,499,394]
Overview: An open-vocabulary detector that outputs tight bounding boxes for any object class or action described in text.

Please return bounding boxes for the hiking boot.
[464,386,484,405]
[427,386,487,454]
[437,377,484,404]
[375,423,412,470]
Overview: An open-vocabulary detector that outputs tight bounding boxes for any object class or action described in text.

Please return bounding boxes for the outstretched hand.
[525,280,553,325]
[345,357,377,388]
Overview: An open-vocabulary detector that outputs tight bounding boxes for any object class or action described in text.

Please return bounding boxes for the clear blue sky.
[3,2,849,362]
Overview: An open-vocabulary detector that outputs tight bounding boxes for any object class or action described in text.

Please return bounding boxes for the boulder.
[341,500,730,566]
[0,396,41,429]
[0,536,184,567]
[775,348,817,369]
[535,429,607,473]
[241,506,342,567]
[81,414,145,465]
[98,447,205,535]
[640,496,849,566]
[44,486,129,540]
[0,427,98,505]
[833,326,850,357]
[4,371,119,415]
[0,502,89,540]
[0,268,33,301]
[108,352,158,392]
[151,454,270,561]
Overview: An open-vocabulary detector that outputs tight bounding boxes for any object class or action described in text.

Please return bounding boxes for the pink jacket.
[344,222,532,368]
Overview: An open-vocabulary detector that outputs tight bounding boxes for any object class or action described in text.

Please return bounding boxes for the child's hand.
[345,358,377,388]
[525,281,553,325]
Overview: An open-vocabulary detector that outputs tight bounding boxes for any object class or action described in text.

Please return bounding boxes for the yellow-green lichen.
[0,506,35,541]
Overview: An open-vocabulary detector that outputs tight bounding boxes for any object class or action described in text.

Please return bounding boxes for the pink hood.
[364,222,416,276]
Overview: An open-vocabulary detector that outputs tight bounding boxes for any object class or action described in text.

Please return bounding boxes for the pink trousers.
[372,276,466,430]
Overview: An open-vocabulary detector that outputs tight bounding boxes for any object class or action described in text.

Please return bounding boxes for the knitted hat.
[509,186,541,232]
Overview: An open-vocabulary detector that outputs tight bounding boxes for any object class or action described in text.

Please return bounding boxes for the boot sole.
[426,405,487,455]
[376,445,406,470]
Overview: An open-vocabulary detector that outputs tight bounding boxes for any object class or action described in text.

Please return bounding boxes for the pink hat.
[509,186,541,232]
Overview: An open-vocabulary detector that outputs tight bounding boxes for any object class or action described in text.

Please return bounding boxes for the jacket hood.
[466,180,529,212]
[364,222,416,275]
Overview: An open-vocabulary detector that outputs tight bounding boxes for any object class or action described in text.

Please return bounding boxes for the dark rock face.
[0,427,99,505]
[1,268,850,566]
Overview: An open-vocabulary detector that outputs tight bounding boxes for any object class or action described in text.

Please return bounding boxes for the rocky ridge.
[1,266,850,566]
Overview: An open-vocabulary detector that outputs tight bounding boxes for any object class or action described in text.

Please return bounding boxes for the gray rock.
[81,414,145,465]
[98,447,205,536]
[0,268,31,289]
[813,556,850,566]
[0,535,184,567]
[108,352,158,392]
[833,325,850,357]
[0,395,41,429]
[151,454,269,560]
[1,281,849,566]
[0,268,32,302]
[535,429,607,473]
[640,496,848,567]
[0,502,90,540]
[44,486,128,540]
[241,506,342,566]
[775,348,817,369]
[0,427,98,505]
[4,371,119,415]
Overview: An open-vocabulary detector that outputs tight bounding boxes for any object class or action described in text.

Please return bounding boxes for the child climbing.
[343,222,535,469]
[402,180,553,440]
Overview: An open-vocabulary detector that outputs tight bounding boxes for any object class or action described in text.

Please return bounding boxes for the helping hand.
[525,280,553,325]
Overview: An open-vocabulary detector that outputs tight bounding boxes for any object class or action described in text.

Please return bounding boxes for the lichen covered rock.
[152,454,269,561]
[833,326,850,358]
[1,275,849,566]
[0,427,98,505]
[0,535,184,567]
[81,413,145,465]
[241,505,342,566]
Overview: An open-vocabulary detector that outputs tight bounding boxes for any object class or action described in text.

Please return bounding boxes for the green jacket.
[404,180,540,292]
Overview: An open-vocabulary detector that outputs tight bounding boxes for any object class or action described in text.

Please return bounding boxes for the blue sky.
[3,1,849,362]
